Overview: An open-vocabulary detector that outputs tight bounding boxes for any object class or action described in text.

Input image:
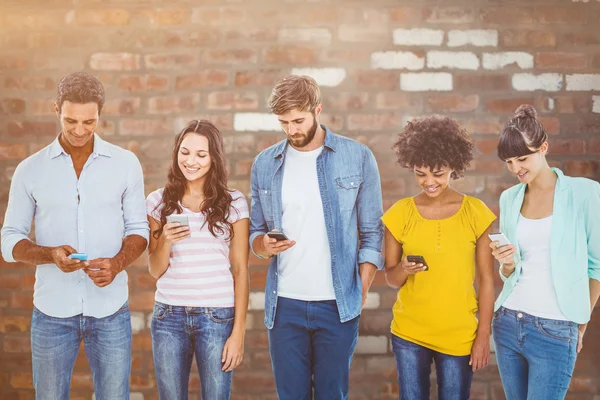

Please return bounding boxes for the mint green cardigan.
[494,168,600,324]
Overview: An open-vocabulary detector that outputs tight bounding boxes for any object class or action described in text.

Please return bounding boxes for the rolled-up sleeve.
[249,158,268,258]
[1,161,34,263]
[357,148,384,270]
[585,182,600,282]
[122,154,149,243]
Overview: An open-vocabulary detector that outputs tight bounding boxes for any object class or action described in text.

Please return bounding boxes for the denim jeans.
[391,334,473,400]
[151,301,235,400]
[30,302,132,400]
[268,297,360,400]
[492,307,578,400]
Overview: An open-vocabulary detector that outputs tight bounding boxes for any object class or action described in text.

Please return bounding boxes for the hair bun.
[514,104,537,119]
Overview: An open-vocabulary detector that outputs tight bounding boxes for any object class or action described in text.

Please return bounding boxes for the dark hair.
[392,115,474,179]
[153,120,235,240]
[497,104,548,161]
[56,72,105,115]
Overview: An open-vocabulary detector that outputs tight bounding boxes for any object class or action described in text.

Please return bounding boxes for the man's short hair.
[56,72,105,115]
[268,75,321,115]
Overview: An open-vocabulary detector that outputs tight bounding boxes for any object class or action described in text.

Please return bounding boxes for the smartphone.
[69,253,88,261]
[267,231,289,242]
[407,255,428,271]
[488,232,511,248]
[166,214,189,226]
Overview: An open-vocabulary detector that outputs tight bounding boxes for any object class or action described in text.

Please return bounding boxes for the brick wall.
[1,0,599,399]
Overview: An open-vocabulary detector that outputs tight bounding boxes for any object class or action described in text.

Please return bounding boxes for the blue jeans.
[492,307,578,400]
[391,334,473,400]
[268,297,360,400]
[31,302,132,400]
[151,301,235,400]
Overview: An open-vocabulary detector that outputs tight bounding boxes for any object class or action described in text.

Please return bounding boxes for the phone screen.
[167,215,189,226]
[267,231,289,241]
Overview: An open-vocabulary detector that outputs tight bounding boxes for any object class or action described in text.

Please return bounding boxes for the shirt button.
[517,313,523,318]
[272,291,276,294]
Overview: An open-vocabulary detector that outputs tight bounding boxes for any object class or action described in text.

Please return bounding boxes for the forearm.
[148,242,171,279]
[590,279,600,311]
[113,235,147,272]
[12,239,55,265]
[384,265,409,289]
[251,235,271,259]
[359,263,377,286]
[231,264,249,334]
[477,278,495,335]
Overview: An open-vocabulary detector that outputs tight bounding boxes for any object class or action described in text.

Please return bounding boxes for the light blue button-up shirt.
[1,134,149,318]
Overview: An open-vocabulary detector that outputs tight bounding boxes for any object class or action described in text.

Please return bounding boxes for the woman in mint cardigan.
[490,105,600,400]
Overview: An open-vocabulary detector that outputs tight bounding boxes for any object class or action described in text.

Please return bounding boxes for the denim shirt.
[249,125,384,329]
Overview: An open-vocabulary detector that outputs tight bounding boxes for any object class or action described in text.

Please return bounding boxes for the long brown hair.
[153,120,235,240]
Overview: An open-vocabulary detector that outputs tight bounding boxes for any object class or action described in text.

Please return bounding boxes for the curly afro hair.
[392,115,474,179]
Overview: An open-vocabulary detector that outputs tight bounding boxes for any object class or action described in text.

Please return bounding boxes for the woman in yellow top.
[382,116,496,400]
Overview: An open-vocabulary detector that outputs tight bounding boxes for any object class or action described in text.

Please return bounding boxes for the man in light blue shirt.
[1,72,149,400]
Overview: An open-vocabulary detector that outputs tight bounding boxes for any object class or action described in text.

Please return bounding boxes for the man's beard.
[288,115,318,149]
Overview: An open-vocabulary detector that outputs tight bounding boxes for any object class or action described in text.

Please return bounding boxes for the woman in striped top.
[146,120,250,400]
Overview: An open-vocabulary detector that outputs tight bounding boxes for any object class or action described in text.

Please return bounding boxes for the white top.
[278,145,335,300]
[503,214,568,320]
[146,188,249,307]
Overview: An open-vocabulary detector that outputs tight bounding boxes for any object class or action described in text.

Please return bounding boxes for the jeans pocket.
[536,321,573,342]
[153,303,168,321]
[208,307,235,323]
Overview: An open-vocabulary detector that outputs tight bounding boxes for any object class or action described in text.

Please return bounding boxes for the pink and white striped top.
[146,188,249,307]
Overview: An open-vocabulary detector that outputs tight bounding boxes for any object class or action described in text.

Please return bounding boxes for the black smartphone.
[267,231,290,242]
[407,255,429,271]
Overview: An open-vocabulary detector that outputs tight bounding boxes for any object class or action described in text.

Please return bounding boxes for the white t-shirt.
[503,214,568,320]
[278,145,335,300]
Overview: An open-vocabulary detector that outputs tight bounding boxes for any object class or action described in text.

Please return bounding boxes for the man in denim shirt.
[249,75,384,399]
[1,72,149,400]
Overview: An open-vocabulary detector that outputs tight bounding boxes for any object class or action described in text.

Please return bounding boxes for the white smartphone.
[166,214,189,226]
[488,232,511,248]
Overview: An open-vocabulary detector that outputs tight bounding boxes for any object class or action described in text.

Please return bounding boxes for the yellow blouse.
[382,195,496,356]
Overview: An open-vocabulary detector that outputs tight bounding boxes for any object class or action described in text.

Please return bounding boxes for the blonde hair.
[268,75,321,115]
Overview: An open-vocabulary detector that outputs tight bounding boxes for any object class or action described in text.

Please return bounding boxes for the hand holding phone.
[163,214,191,245]
[261,230,295,257]
[69,253,88,261]
[488,232,517,266]
[488,232,511,248]
[401,255,428,274]
[166,214,189,226]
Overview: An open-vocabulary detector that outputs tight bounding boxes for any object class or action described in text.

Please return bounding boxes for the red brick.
[3,335,30,353]
[347,113,402,131]
[231,372,276,393]
[0,144,28,160]
[360,312,393,335]
[144,8,189,25]
[534,96,591,114]
[207,91,259,110]
[0,56,29,70]
[589,138,600,155]
[0,99,26,115]
[536,7,589,24]
[4,77,55,91]
[548,139,585,155]
[323,92,370,111]
[485,97,534,114]
[10,372,32,389]
[250,268,267,289]
[102,98,141,116]
[475,139,500,157]
[322,49,371,64]
[563,160,600,178]
[0,274,21,290]
[389,7,422,23]
[535,52,587,70]
[130,273,157,290]
[338,25,388,43]
[131,373,155,390]
[221,28,278,43]
[538,117,560,136]
[561,32,600,46]
[427,94,479,113]
[118,75,169,92]
[90,53,140,71]
[191,6,246,26]
[454,75,510,91]
[175,70,229,89]
[147,94,200,115]
[375,93,422,111]
[0,316,30,333]
[338,8,388,25]
[481,8,534,24]
[1,10,67,29]
[593,54,600,69]
[500,30,557,48]
[9,292,33,309]
[263,46,315,65]
[462,118,504,135]
[72,9,131,26]
[353,71,399,90]
[145,54,198,70]
[129,290,155,311]
[203,49,258,64]
[31,99,56,116]
[234,69,285,87]
[160,29,219,47]
[423,7,475,23]
[132,333,153,351]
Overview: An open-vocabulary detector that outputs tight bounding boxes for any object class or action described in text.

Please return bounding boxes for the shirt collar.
[49,133,111,159]
[273,124,337,159]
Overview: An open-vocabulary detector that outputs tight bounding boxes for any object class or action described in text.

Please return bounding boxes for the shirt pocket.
[335,175,363,213]
[258,188,274,222]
